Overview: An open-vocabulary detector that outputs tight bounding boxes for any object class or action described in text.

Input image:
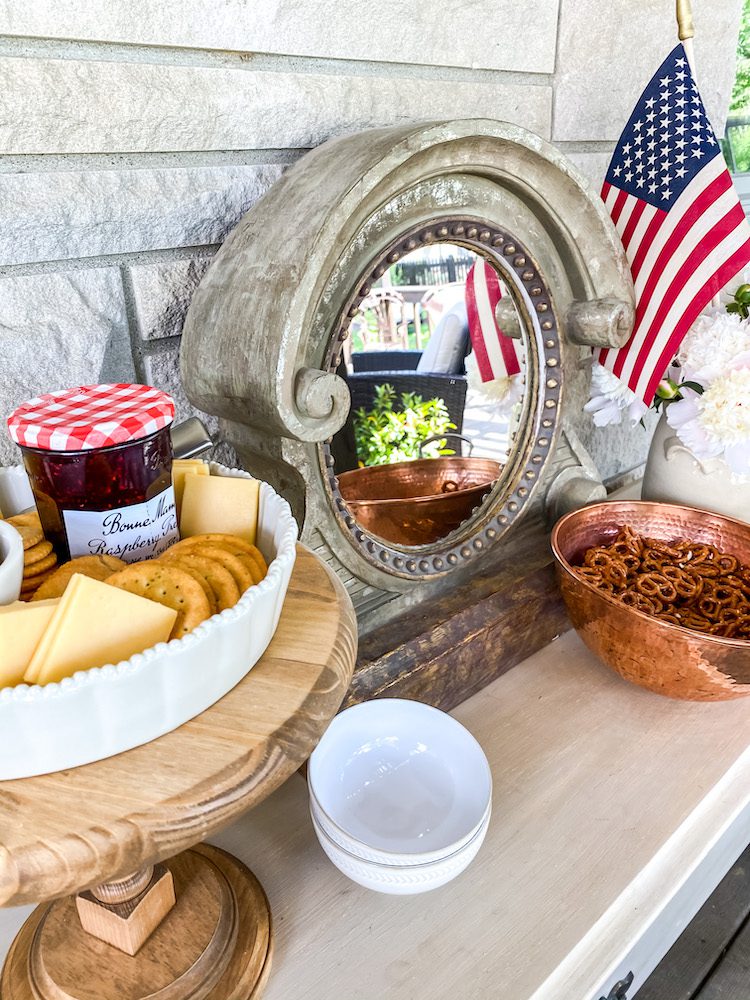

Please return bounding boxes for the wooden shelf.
[4,628,750,997]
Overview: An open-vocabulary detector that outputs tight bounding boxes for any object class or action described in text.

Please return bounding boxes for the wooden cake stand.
[0,545,357,1000]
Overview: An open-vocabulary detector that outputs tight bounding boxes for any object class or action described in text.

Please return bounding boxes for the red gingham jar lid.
[7,384,175,452]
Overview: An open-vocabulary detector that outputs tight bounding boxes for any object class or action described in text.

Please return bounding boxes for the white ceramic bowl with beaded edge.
[0,463,298,780]
[310,806,490,894]
[308,699,492,866]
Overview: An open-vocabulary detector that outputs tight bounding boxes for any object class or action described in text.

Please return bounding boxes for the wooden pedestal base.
[1,845,273,1000]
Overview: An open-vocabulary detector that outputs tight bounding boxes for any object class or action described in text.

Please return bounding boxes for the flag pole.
[676,0,696,76]
[678,0,723,308]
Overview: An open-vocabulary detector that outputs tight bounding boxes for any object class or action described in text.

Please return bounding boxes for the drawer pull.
[599,971,634,1000]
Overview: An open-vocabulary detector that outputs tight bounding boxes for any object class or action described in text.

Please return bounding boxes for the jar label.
[62,486,179,563]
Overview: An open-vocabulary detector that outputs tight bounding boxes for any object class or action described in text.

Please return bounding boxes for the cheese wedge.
[25,574,177,686]
[180,474,259,544]
[0,599,60,687]
[172,459,210,518]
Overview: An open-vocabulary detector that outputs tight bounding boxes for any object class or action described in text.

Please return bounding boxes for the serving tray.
[0,463,298,779]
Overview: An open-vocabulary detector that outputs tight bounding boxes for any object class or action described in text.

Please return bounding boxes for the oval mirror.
[326,240,530,550]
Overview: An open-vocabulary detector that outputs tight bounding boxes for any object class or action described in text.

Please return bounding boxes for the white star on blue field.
[605,45,719,210]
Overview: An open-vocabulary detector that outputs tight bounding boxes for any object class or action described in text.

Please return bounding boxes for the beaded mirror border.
[318,217,561,581]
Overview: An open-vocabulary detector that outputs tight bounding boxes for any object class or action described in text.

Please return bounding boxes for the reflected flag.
[465,260,522,385]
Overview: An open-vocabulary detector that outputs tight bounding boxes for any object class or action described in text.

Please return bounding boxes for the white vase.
[642,413,750,523]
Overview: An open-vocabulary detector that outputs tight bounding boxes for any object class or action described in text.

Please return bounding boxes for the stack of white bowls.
[308,698,492,894]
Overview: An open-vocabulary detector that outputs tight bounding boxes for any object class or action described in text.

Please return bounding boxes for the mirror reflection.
[331,243,528,548]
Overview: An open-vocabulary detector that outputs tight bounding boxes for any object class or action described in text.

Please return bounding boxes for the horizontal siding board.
[0,165,282,266]
[0,58,552,155]
[553,0,741,142]
[0,0,560,74]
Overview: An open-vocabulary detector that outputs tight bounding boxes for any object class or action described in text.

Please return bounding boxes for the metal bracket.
[599,971,634,1000]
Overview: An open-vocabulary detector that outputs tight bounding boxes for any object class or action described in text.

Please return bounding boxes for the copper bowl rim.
[550,500,750,650]
[338,459,501,508]
[341,482,497,509]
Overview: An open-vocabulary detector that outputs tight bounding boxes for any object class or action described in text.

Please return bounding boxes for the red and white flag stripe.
[465,260,522,384]
[589,43,750,419]
[599,157,750,406]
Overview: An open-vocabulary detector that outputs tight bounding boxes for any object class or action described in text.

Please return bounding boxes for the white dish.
[310,808,489,895]
[0,463,298,780]
[0,465,34,517]
[0,521,23,605]
[308,789,491,867]
[308,699,492,861]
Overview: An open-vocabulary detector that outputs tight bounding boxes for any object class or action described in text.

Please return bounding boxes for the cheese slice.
[172,459,210,518]
[25,574,177,686]
[180,474,260,544]
[0,599,60,687]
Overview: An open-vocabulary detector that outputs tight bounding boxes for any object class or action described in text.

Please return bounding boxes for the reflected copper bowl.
[551,501,750,701]
[338,457,501,546]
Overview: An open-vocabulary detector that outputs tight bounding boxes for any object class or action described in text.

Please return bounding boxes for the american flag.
[465,260,522,384]
[596,43,750,411]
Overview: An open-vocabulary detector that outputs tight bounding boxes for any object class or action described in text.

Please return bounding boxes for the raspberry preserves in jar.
[7,384,179,564]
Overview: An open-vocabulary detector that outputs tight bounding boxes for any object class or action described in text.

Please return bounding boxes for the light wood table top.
[207,630,750,1000]
[4,626,750,998]
[0,545,357,907]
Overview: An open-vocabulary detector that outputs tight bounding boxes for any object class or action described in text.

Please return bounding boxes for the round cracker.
[106,561,212,639]
[7,512,43,550]
[164,562,217,615]
[21,570,55,599]
[24,540,53,566]
[160,550,240,611]
[23,552,58,578]
[222,550,263,585]
[189,546,254,594]
[196,540,266,584]
[31,554,127,602]
[172,534,268,575]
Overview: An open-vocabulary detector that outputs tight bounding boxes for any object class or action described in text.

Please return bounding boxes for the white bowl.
[309,786,492,866]
[310,807,490,894]
[308,699,492,863]
[0,463,298,779]
[0,521,23,605]
[0,465,34,517]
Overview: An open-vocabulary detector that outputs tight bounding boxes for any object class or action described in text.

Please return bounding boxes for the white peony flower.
[666,390,724,461]
[699,367,750,439]
[666,371,750,477]
[678,309,750,384]
[585,363,648,426]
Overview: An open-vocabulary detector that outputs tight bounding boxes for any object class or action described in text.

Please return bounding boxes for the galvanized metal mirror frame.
[181,119,635,623]
[320,218,558,580]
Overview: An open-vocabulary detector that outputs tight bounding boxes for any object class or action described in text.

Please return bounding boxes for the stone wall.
[0,0,742,481]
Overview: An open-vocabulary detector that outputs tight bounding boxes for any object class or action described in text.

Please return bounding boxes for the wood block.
[350,561,568,712]
[75,864,175,956]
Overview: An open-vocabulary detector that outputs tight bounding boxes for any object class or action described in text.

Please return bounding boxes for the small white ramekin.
[0,520,23,605]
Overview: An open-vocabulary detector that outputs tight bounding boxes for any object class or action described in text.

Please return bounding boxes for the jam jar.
[7,384,179,564]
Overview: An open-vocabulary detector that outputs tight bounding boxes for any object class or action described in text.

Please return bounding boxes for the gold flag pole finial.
[676,0,695,41]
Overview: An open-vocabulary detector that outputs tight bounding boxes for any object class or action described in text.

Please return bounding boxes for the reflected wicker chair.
[347,366,467,436]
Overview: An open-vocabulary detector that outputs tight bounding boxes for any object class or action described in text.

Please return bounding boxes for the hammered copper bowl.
[551,501,750,701]
[338,457,500,546]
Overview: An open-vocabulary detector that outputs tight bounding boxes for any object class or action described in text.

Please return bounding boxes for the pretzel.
[574,524,750,640]
[620,589,662,615]
[635,573,678,603]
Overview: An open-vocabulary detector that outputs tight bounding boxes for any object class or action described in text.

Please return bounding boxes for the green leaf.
[680,380,705,395]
